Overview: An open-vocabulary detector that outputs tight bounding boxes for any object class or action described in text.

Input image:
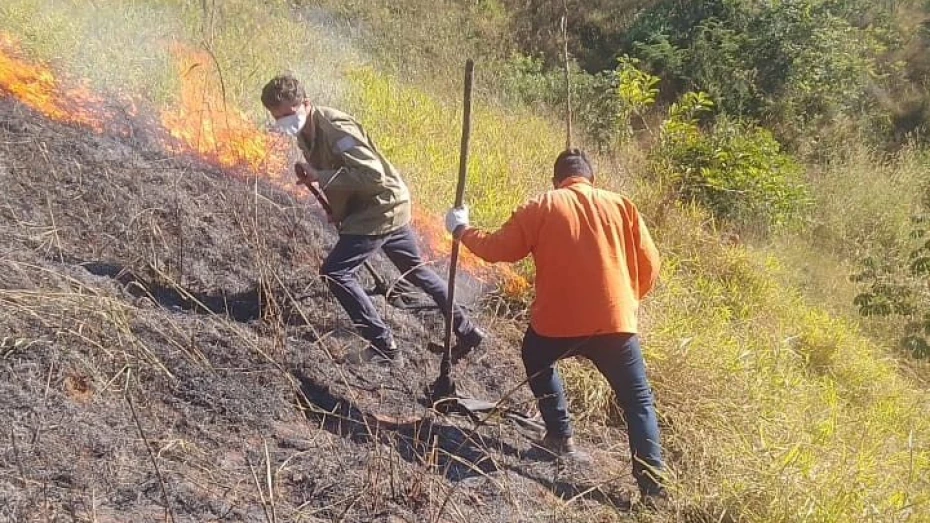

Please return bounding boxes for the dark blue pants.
[521,328,665,494]
[321,225,475,350]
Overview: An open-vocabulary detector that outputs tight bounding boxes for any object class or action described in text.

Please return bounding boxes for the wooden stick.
[125,370,176,523]
[561,8,573,149]
[441,59,475,385]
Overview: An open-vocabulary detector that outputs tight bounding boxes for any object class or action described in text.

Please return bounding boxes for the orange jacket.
[460,177,660,337]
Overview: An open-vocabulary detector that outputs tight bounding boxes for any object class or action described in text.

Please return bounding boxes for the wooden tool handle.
[440,59,475,378]
[454,60,474,208]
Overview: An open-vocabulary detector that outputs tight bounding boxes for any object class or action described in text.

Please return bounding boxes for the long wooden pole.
[561,8,573,149]
[439,59,474,389]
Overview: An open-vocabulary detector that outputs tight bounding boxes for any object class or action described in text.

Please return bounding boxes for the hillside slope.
[0,97,651,522]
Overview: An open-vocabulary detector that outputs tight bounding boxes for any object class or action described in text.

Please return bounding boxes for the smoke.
[0,0,366,127]
[287,5,366,107]
[1,0,177,102]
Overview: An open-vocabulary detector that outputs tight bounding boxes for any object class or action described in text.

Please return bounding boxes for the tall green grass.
[1,0,929,521]
[806,145,928,260]
[345,68,561,226]
[563,199,930,520]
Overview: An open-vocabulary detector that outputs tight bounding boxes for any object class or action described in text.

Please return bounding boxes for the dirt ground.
[0,98,642,522]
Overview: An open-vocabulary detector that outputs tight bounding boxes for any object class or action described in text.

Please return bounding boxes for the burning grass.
[160,44,290,176]
[0,33,112,131]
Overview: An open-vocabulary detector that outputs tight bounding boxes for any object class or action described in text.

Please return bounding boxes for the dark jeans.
[321,225,475,350]
[521,328,665,494]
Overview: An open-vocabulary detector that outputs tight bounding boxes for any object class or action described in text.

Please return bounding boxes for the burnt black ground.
[0,97,638,522]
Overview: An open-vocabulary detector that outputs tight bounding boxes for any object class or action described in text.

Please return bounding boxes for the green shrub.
[614,56,661,138]
[654,93,810,231]
[544,56,662,151]
[625,0,894,146]
[495,53,635,152]
[855,213,930,358]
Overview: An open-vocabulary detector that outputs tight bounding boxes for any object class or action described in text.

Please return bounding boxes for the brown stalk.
[125,370,177,523]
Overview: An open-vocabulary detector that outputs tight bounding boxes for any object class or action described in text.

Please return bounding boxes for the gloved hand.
[445,206,470,237]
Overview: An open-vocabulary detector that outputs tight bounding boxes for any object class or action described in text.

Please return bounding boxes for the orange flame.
[412,208,531,296]
[0,33,109,131]
[0,35,529,296]
[159,44,288,176]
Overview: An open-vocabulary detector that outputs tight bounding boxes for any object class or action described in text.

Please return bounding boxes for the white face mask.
[275,106,308,137]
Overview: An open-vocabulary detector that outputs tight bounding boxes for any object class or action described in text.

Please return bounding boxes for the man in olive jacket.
[261,74,484,363]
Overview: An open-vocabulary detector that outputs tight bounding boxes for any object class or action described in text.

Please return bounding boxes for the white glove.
[445,206,470,236]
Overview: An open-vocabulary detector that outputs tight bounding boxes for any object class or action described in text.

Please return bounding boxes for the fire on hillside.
[0,34,530,296]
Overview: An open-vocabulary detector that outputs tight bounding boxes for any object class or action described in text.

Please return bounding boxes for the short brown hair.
[261,74,306,109]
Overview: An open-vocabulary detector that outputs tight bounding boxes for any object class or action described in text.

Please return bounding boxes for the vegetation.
[855,208,930,359]
[2,0,929,521]
[504,0,930,149]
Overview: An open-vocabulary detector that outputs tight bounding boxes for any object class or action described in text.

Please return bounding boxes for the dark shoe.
[540,433,577,455]
[345,341,404,366]
[451,327,485,363]
[458,327,485,349]
[638,487,670,512]
[532,433,590,462]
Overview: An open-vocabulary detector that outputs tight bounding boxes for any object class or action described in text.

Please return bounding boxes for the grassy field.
[1,0,929,520]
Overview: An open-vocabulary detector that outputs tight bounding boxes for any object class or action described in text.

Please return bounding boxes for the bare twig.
[125,370,176,523]
[336,490,368,523]
[174,171,185,284]
[561,3,573,149]
[264,439,278,523]
[44,191,64,263]
[91,486,99,523]
[564,471,629,506]
[10,426,26,484]
[247,453,273,523]
[43,356,55,406]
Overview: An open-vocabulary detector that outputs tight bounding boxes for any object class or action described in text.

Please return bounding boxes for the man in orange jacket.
[445,149,666,503]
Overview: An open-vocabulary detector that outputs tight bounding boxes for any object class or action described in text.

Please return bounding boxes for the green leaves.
[669,91,715,123]
[622,0,892,145]
[616,56,660,112]
[655,112,810,231]
[854,212,930,358]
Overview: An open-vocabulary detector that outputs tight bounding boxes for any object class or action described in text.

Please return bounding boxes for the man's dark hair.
[553,148,594,181]
[261,74,306,109]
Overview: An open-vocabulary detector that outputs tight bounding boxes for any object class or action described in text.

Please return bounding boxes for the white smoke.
[0,0,367,125]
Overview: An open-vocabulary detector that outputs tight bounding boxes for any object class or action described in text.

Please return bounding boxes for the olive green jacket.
[297,107,411,236]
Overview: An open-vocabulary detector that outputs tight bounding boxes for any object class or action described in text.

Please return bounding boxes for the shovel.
[426,58,475,409]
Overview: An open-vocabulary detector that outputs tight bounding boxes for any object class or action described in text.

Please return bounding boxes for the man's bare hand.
[294,162,319,186]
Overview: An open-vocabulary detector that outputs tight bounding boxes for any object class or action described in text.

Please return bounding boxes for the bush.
[654,93,810,231]
[624,0,894,145]
[855,213,930,358]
